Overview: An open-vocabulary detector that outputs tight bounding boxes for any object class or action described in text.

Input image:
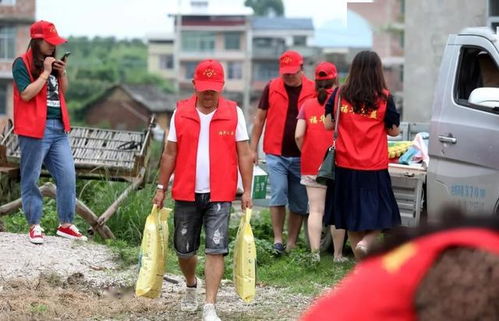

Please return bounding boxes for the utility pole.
[174,0,182,93]
[243,15,253,132]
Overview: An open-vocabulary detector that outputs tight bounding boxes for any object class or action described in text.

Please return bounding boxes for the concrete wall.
[403,0,488,122]
[348,0,404,59]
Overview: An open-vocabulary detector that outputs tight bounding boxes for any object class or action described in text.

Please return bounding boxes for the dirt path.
[0,232,313,321]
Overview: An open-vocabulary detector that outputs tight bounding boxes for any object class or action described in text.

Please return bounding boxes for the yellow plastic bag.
[135,205,171,298]
[233,208,257,302]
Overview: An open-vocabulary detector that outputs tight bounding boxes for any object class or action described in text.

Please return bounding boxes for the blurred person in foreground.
[301,207,499,321]
[153,59,253,321]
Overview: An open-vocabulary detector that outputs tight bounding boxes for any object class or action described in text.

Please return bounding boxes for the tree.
[245,0,284,16]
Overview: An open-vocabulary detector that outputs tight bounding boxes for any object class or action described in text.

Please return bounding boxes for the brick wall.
[0,0,35,129]
[0,0,35,18]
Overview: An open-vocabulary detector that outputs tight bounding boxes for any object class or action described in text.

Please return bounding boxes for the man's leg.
[265,154,289,247]
[179,256,198,286]
[203,200,231,320]
[173,199,203,311]
[205,254,224,304]
[287,157,308,250]
[270,205,286,244]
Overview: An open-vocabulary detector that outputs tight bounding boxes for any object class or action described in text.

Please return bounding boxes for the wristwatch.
[156,184,165,191]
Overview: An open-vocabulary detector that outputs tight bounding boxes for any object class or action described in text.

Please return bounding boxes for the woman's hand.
[43,57,56,74]
[52,59,66,75]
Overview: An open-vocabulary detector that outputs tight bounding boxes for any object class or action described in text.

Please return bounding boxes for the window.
[0,82,6,115]
[184,61,199,79]
[0,25,15,59]
[224,32,241,50]
[455,46,499,106]
[181,31,215,52]
[293,36,307,46]
[490,0,499,16]
[253,62,279,81]
[0,0,16,5]
[159,54,173,70]
[228,62,242,79]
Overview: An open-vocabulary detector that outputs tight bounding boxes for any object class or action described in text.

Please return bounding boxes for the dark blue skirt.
[324,166,401,231]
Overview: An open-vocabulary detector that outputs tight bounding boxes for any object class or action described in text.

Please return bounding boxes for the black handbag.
[316,89,341,185]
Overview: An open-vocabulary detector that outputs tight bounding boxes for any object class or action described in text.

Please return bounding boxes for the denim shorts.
[265,154,308,215]
[173,193,231,258]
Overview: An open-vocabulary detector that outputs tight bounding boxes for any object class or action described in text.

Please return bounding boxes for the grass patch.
[1,138,355,297]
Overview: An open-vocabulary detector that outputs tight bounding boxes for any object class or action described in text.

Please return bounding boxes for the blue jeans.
[19,119,76,225]
[265,154,308,215]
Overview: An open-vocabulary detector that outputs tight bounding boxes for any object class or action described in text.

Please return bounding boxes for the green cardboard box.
[252,165,268,199]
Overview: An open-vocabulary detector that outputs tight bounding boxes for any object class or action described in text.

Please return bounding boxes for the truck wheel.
[303,218,332,253]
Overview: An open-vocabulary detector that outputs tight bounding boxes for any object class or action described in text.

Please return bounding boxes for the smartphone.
[60,51,71,61]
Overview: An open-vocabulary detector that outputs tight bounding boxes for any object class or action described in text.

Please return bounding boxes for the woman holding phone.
[12,20,86,244]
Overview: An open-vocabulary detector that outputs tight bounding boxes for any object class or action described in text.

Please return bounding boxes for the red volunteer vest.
[335,90,389,170]
[301,228,499,321]
[172,95,238,202]
[12,50,71,138]
[263,76,315,155]
[300,91,334,175]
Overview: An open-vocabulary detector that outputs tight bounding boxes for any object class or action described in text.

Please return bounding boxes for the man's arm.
[250,108,267,164]
[152,140,177,208]
[237,140,253,210]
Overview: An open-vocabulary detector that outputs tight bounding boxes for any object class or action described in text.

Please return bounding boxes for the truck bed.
[388,163,426,227]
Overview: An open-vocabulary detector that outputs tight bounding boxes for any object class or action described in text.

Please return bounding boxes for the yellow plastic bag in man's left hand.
[135,205,171,298]
[233,208,257,302]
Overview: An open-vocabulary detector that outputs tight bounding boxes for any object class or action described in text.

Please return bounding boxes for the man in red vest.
[153,59,253,321]
[250,50,315,254]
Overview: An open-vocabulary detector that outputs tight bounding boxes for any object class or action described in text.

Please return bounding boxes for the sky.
[36,0,372,39]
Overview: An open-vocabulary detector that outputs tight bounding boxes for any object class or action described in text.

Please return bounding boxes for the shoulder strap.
[333,88,341,142]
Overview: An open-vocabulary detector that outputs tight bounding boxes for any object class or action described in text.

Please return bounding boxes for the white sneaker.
[203,303,221,321]
[28,225,44,244]
[180,277,201,312]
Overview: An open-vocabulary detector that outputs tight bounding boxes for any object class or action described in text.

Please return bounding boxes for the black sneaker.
[273,242,286,256]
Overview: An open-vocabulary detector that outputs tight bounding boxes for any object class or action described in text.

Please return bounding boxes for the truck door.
[427,34,499,219]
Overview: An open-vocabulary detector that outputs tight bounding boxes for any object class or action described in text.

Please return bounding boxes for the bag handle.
[244,208,252,223]
[333,88,341,147]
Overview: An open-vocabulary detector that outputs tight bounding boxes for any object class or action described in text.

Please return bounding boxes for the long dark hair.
[27,39,57,79]
[341,50,387,115]
[316,77,337,105]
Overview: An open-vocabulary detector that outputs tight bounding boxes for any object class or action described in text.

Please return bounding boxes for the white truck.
[395,27,499,227]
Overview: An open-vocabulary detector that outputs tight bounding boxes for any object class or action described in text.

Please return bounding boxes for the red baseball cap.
[30,20,67,46]
[279,50,303,74]
[315,62,337,80]
[193,59,225,92]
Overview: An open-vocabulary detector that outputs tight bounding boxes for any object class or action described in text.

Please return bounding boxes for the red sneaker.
[29,225,44,244]
[56,225,88,241]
